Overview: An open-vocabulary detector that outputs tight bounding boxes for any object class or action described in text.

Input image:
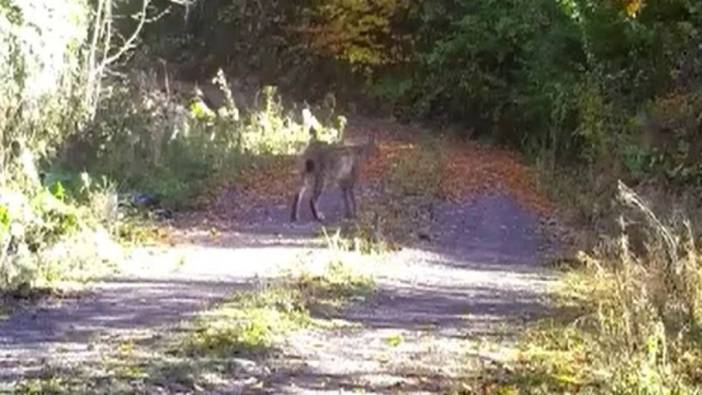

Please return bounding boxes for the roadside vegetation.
[3,0,702,394]
[458,182,702,394]
[0,0,346,297]
[14,257,374,394]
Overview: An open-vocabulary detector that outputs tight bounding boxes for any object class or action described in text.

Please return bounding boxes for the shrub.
[63,67,346,210]
[474,182,702,393]
[120,0,702,173]
[0,173,122,292]
[0,0,89,161]
[632,92,702,186]
[0,0,148,293]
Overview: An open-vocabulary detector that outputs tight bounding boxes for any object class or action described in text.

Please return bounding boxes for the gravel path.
[254,192,556,394]
[0,177,559,393]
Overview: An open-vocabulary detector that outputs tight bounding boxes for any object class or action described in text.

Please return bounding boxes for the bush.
[63,68,346,210]
[0,0,145,293]
[0,173,122,292]
[469,182,702,393]
[0,0,89,161]
[632,92,702,186]
[562,184,702,393]
[370,0,702,171]
[122,0,702,175]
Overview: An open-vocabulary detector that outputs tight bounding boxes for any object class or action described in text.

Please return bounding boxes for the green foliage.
[295,260,375,307]
[67,67,346,210]
[389,0,702,171]
[635,92,702,186]
[0,0,89,159]
[184,258,373,358]
[406,0,586,151]
[0,0,151,294]
[130,0,702,179]
[384,333,404,347]
[183,285,310,357]
[241,85,342,155]
[0,174,122,292]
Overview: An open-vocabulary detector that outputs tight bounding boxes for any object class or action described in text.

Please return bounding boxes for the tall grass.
[465,181,702,394]
[68,68,347,210]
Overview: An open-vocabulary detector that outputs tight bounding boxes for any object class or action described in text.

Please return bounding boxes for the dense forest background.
[2,1,702,393]
[4,0,702,196]
[134,0,702,172]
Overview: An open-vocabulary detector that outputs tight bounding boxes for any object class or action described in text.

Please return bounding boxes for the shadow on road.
[1,191,559,393]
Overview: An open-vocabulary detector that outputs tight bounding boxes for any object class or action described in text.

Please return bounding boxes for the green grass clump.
[0,172,124,294]
[183,258,375,360]
[295,260,375,306]
[183,285,310,357]
[11,258,377,393]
